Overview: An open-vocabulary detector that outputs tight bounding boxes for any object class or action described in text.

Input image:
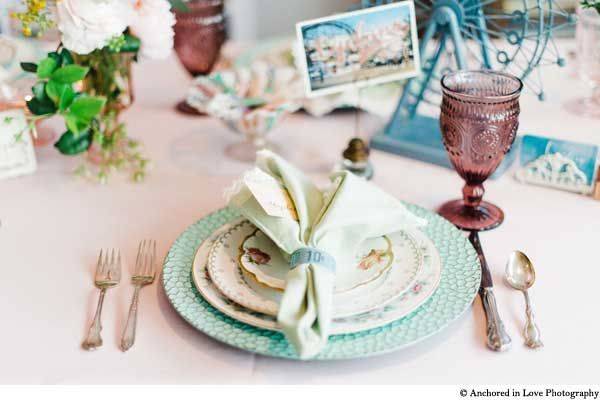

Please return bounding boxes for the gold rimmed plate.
[164,206,481,359]
[239,228,394,293]
[206,219,425,318]
[192,220,442,334]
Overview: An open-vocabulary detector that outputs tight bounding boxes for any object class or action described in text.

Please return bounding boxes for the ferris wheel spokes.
[362,0,574,174]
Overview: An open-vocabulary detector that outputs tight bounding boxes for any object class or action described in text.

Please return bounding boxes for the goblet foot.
[176,100,206,116]
[438,199,504,231]
[225,140,281,163]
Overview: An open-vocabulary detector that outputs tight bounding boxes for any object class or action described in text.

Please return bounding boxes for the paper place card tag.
[244,167,298,221]
[0,109,37,180]
[516,134,599,195]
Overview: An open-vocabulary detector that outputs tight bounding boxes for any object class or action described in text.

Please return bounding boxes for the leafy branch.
[21,48,106,155]
[14,3,150,183]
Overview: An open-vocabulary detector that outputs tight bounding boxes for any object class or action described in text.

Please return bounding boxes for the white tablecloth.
[1,40,599,384]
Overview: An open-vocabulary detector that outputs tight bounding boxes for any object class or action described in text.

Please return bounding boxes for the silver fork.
[120,239,156,352]
[82,249,121,351]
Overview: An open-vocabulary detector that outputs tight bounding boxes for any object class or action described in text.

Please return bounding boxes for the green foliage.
[51,65,90,84]
[120,34,141,53]
[64,113,87,135]
[60,48,74,65]
[69,96,107,125]
[55,129,93,155]
[58,88,77,112]
[581,0,600,13]
[36,56,58,78]
[169,0,189,12]
[45,80,65,103]
[31,81,46,100]
[19,41,148,182]
[105,33,141,55]
[27,81,56,115]
[26,96,56,115]
[20,48,106,150]
[20,62,37,73]
[107,35,127,52]
[45,80,78,113]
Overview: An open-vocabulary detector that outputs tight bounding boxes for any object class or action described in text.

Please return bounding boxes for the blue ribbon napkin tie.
[289,248,336,274]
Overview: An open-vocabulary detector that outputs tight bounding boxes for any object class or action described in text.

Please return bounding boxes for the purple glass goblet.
[174,0,226,115]
[438,70,523,231]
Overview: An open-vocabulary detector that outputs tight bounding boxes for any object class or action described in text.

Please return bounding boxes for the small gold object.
[341,138,373,180]
[343,137,370,162]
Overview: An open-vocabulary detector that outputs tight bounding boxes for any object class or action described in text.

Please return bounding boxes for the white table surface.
[1,40,599,385]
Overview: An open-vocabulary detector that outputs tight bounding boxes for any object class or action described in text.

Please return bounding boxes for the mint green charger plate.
[162,205,481,360]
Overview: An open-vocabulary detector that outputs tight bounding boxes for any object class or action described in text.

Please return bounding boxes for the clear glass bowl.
[187,64,301,162]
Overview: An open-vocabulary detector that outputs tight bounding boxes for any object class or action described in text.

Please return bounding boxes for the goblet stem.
[225,130,279,163]
[462,183,485,208]
[251,132,267,151]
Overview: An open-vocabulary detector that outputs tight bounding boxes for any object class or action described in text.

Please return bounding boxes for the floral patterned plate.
[206,219,425,318]
[239,226,394,293]
[162,206,481,360]
[192,220,442,334]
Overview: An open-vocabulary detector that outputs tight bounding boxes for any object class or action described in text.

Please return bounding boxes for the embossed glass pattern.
[174,0,226,114]
[438,70,523,231]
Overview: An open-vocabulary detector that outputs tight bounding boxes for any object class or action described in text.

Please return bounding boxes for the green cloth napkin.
[228,150,427,358]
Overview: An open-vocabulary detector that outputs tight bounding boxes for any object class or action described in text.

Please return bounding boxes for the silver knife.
[468,231,511,352]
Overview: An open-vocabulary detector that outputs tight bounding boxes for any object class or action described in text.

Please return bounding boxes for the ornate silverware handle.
[82,288,106,350]
[469,232,512,352]
[120,285,141,352]
[523,291,543,348]
[480,287,512,351]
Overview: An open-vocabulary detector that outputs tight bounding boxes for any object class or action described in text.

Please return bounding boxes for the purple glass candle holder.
[438,70,523,231]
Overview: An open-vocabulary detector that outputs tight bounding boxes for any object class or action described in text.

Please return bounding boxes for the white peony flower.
[129,0,176,60]
[57,0,132,55]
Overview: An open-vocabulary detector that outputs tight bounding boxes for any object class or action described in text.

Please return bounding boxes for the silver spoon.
[505,251,543,349]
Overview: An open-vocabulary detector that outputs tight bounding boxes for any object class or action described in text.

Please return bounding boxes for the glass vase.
[75,51,135,115]
[73,51,145,183]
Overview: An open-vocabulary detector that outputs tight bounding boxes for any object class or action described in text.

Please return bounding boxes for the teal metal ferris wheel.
[363,0,575,173]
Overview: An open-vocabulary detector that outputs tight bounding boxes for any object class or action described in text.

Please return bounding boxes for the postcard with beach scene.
[296,1,421,97]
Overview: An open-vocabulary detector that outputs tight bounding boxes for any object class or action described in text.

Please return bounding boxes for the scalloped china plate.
[162,206,481,360]
[206,219,425,318]
[239,226,395,293]
[192,221,443,334]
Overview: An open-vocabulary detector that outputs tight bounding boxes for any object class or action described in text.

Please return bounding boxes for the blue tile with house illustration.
[516,135,599,195]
